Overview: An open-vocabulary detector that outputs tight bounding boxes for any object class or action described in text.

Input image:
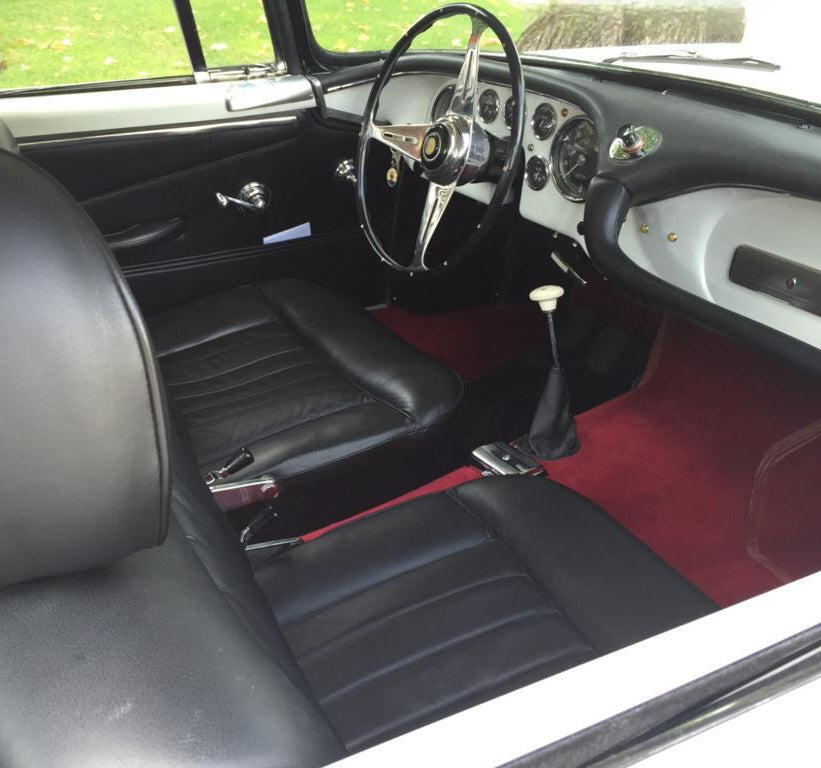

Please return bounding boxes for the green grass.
[0,0,541,91]
[0,0,274,90]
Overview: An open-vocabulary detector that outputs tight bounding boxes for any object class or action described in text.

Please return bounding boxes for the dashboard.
[321,57,821,370]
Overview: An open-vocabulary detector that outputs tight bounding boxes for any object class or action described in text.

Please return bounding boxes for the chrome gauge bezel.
[478,88,500,124]
[504,96,526,130]
[549,115,599,203]
[531,102,557,140]
[524,155,549,191]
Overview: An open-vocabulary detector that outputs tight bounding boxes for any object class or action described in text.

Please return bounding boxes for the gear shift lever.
[530,285,564,365]
[520,284,579,460]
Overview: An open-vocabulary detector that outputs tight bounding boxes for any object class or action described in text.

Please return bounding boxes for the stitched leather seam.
[183,389,365,441]
[439,484,603,650]
[295,572,535,662]
[258,285,421,425]
[344,647,594,751]
[179,370,345,417]
[279,534,494,629]
[165,343,310,384]
[248,416,446,483]
[170,354,325,395]
[318,608,561,705]
[443,486,496,538]
[157,320,286,362]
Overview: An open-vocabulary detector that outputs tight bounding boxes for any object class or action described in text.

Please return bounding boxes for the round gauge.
[531,103,557,140]
[478,89,499,123]
[431,85,455,121]
[525,156,548,191]
[550,116,599,202]
[504,96,515,129]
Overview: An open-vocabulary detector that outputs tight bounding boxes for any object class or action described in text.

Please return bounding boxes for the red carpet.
[546,315,821,606]
[309,311,821,608]
[372,304,545,382]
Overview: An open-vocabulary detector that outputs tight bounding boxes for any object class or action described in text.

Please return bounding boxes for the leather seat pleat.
[148,280,461,481]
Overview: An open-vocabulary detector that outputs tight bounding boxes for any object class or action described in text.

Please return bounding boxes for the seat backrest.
[0,148,345,766]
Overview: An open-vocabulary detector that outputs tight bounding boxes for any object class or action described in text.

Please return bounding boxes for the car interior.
[1,3,820,766]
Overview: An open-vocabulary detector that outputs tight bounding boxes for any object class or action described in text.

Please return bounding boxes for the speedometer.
[550,116,598,202]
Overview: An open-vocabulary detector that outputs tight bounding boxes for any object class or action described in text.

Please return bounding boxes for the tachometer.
[550,116,598,202]
[478,89,500,123]
[431,85,455,121]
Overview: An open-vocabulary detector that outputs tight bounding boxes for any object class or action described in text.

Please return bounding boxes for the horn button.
[421,117,490,187]
[421,125,450,169]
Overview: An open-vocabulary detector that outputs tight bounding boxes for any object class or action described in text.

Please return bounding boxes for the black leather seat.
[0,147,716,767]
[148,279,462,487]
[252,476,715,752]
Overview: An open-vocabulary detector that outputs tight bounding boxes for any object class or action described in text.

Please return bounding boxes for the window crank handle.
[216,182,271,212]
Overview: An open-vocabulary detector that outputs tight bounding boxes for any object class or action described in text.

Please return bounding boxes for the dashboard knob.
[616,124,645,155]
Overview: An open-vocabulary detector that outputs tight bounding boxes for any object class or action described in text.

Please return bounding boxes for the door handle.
[105,218,183,252]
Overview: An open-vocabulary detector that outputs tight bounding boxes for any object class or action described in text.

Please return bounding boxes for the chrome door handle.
[216,182,271,212]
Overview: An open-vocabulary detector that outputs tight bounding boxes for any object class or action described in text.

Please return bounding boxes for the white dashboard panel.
[621,188,821,350]
[325,73,590,237]
[328,74,821,353]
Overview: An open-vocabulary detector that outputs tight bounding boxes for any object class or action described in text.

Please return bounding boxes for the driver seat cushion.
[252,475,716,752]
[148,278,462,482]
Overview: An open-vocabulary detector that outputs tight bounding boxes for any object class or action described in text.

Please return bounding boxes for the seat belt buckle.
[204,447,254,485]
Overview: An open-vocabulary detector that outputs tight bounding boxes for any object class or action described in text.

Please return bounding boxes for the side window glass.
[0,0,278,94]
[0,2,192,91]
[190,0,275,69]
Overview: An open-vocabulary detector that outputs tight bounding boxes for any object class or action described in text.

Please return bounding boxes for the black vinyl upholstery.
[0,144,718,767]
[0,148,168,588]
[253,476,716,751]
[149,280,462,483]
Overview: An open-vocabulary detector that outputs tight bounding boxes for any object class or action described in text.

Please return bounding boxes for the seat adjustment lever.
[205,447,254,485]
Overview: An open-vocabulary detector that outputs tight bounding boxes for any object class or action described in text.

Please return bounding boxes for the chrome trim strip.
[18,115,298,147]
[325,70,434,93]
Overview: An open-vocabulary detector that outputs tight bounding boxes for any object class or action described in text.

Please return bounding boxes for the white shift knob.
[529,284,564,313]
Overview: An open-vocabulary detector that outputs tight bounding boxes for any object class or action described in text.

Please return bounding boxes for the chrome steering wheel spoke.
[447,17,487,123]
[368,122,431,162]
[412,182,455,270]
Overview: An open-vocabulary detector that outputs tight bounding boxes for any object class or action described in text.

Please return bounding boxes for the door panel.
[3,80,385,312]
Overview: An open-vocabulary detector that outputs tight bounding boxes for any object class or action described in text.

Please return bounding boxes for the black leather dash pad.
[729,245,821,318]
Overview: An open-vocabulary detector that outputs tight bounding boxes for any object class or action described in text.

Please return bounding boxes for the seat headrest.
[0,150,169,588]
[0,117,19,154]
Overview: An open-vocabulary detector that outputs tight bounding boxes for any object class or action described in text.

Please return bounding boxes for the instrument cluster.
[429,83,598,205]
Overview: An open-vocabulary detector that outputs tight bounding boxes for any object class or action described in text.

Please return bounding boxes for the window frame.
[0,0,291,99]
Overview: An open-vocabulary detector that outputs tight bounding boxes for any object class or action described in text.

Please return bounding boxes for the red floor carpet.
[546,315,821,606]
[372,304,546,382]
[312,310,821,608]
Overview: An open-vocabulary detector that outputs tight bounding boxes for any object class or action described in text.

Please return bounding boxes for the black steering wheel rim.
[355,3,526,274]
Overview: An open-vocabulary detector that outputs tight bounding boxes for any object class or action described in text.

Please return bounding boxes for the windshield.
[307,0,818,108]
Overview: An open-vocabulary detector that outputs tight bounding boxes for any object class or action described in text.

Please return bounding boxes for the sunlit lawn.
[0,0,540,91]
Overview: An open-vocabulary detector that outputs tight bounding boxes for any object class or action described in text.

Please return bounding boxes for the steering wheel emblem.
[423,134,441,161]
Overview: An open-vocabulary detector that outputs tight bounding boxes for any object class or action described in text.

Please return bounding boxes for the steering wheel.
[356,3,525,273]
